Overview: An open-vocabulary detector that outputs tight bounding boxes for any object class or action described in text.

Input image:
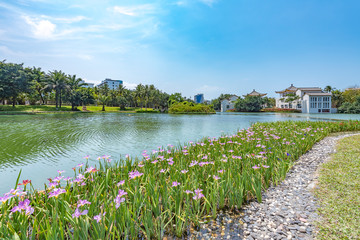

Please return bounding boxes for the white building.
[79,80,94,88]
[275,84,335,113]
[97,78,123,90]
[220,95,238,112]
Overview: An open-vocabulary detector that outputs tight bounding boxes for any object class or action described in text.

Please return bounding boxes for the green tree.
[135,84,145,109]
[324,85,333,93]
[262,97,276,108]
[0,61,31,107]
[117,95,128,110]
[79,87,96,106]
[66,74,86,110]
[26,67,46,104]
[45,70,68,109]
[343,89,360,103]
[284,93,300,103]
[331,89,343,108]
[235,96,264,112]
[97,94,110,111]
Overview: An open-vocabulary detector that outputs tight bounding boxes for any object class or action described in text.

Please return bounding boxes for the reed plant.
[1,120,359,239]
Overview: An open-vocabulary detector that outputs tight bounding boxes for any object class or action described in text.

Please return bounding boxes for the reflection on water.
[0,112,359,194]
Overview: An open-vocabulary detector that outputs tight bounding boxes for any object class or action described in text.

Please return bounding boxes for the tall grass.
[1,120,359,239]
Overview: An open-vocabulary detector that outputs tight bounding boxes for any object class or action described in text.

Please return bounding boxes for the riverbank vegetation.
[168,101,215,114]
[0,120,359,239]
[0,105,158,114]
[314,134,360,239]
[0,60,211,113]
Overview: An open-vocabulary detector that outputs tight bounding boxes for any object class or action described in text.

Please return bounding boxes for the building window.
[297,103,301,108]
[226,105,229,109]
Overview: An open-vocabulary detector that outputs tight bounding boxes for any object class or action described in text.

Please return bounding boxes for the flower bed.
[1,120,359,239]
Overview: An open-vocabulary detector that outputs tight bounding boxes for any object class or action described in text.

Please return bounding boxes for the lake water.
[1,112,359,194]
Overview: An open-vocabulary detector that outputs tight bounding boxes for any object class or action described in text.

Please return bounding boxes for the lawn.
[314,134,360,240]
[0,105,157,113]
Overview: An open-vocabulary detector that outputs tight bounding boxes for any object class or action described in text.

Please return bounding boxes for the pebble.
[186,133,359,240]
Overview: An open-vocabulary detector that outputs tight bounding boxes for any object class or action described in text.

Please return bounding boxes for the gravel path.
[189,133,359,240]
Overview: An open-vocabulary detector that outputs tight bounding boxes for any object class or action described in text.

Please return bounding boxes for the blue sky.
[0,0,359,99]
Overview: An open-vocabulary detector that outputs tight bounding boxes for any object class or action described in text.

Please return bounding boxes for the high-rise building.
[194,93,204,104]
[97,78,123,90]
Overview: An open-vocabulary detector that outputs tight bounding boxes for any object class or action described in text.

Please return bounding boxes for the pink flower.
[252,165,261,170]
[185,190,193,194]
[114,196,125,209]
[10,199,34,215]
[218,170,225,174]
[83,155,90,160]
[193,189,205,200]
[48,181,59,188]
[117,180,125,186]
[76,163,84,168]
[181,170,188,174]
[129,170,143,179]
[72,208,88,218]
[262,165,270,168]
[0,194,13,204]
[94,212,106,223]
[117,189,128,197]
[57,170,65,175]
[48,188,66,198]
[77,199,91,207]
[213,175,220,180]
[172,181,181,187]
[53,176,64,182]
[85,166,98,173]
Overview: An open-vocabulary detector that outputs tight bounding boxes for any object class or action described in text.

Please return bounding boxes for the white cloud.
[77,54,93,60]
[23,16,56,39]
[174,1,187,6]
[0,46,15,55]
[111,4,157,17]
[123,82,137,90]
[198,0,218,7]
[196,85,223,97]
[43,15,90,24]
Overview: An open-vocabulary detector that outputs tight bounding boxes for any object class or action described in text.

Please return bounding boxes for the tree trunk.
[55,90,59,109]
[59,90,62,108]
[12,95,16,107]
[37,89,45,105]
[102,104,105,111]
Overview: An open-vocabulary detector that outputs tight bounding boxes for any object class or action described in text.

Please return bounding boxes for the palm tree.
[135,84,145,109]
[97,94,110,111]
[67,74,86,110]
[28,67,46,104]
[45,70,68,109]
[324,86,333,93]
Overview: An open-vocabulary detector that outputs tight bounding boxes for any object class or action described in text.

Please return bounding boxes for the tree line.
[0,60,175,111]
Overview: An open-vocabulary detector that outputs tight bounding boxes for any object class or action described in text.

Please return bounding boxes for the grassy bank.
[0,120,359,239]
[314,134,360,240]
[0,105,156,114]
